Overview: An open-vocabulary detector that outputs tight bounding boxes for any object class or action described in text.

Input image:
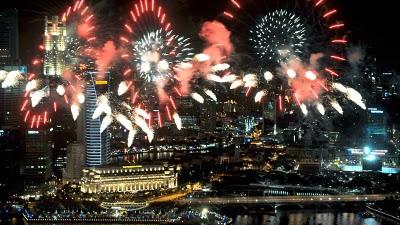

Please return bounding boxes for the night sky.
[1,0,398,71]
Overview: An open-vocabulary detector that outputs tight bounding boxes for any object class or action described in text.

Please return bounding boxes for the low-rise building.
[80,163,180,193]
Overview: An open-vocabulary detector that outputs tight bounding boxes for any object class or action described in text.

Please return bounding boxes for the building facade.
[80,163,180,193]
[85,75,111,166]
[0,9,19,66]
[22,129,53,184]
[43,16,66,76]
[366,107,388,150]
[0,128,24,198]
[63,143,85,182]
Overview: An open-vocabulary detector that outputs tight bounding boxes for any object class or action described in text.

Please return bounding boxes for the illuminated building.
[22,129,53,185]
[366,107,388,150]
[43,16,66,76]
[80,163,180,193]
[85,74,111,166]
[0,9,19,66]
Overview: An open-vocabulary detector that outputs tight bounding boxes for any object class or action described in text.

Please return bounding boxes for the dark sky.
[1,0,398,71]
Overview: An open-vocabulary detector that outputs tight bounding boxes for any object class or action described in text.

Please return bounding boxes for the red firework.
[119,0,193,129]
[21,0,96,128]
[221,0,347,112]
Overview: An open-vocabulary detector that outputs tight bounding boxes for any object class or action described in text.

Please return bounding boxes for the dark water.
[233,210,397,225]
[111,151,173,163]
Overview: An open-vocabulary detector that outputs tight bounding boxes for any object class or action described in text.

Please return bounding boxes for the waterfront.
[15,210,398,225]
[231,210,398,225]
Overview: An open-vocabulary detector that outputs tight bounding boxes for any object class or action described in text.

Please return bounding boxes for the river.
[231,210,397,225]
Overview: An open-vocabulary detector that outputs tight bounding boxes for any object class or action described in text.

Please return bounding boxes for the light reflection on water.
[111,151,174,163]
[234,211,394,225]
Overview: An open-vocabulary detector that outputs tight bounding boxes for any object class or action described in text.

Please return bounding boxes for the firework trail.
[220,0,365,117]
[20,0,98,128]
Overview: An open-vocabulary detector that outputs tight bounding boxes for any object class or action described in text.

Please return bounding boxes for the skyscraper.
[43,16,66,76]
[0,8,23,128]
[85,74,111,166]
[0,67,26,128]
[366,107,388,150]
[23,129,53,185]
[0,9,19,66]
[0,128,24,199]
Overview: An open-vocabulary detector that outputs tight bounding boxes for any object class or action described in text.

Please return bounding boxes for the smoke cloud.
[95,40,118,79]
[176,20,234,96]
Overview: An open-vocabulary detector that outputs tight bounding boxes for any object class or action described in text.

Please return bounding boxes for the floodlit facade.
[80,163,180,193]
[43,16,66,76]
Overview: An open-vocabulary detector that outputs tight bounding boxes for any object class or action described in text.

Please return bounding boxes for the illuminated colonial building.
[43,16,66,76]
[80,163,180,193]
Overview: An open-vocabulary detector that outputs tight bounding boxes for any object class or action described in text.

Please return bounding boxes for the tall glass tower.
[85,74,111,166]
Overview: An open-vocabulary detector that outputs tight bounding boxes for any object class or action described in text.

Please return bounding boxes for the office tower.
[43,16,66,76]
[85,74,111,166]
[0,8,23,127]
[63,143,85,182]
[366,107,387,150]
[0,66,26,128]
[23,129,53,185]
[0,128,24,199]
[63,96,85,182]
[0,9,19,66]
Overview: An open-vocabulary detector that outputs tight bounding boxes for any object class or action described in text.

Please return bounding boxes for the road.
[176,194,387,205]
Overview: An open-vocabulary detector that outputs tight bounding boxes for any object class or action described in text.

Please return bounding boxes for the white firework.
[56,85,66,96]
[305,71,317,81]
[191,92,205,103]
[173,112,182,130]
[222,74,237,83]
[194,53,210,62]
[133,29,194,83]
[70,104,80,121]
[204,89,217,101]
[208,74,224,83]
[0,70,7,81]
[211,63,230,72]
[134,108,150,120]
[1,70,23,88]
[100,115,113,133]
[230,80,244,89]
[25,80,38,92]
[127,129,137,147]
[255,90,267,103]
[316,103,325,115]
[300,103,308,115]
[263,71,274,81]
[30,89,47,107]
[287,69,297,78]
[77,93,85,104]
[250,9,307,62]
[330,100,343,114]
[118,82,130,96]
[116,113,134,131]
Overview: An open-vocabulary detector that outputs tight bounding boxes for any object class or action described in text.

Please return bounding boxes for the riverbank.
[367,205,400,224]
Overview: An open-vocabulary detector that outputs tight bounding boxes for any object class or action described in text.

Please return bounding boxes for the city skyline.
[1,1,400,224]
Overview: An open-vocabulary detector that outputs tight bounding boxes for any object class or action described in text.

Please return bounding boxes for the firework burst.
[20,0,97,128]
[249,9,307,63]
[111,0,196,145]
[220,0,363,117]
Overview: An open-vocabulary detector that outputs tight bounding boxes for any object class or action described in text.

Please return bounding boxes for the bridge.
[175,194,388,205]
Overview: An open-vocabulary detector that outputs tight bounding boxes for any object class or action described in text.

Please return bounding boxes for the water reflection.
[234,210,395,225]
[111,151,174,163]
